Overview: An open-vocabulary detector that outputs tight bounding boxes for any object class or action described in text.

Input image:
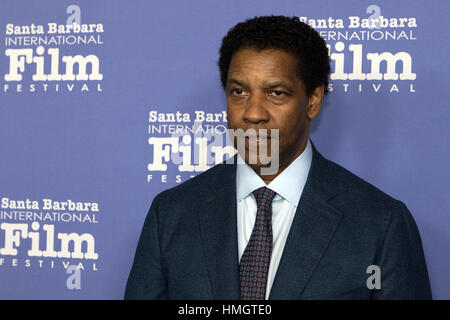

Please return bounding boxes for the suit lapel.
[269,146,343,300]
[196,156,241,299]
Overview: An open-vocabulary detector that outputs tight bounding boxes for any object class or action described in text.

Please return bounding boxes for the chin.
[244,154,273,168]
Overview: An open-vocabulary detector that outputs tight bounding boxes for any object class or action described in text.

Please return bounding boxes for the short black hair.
[218,15,331,97]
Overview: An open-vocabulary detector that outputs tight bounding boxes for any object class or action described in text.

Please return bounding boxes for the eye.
[230,88,247,96]
[268,90,286,97]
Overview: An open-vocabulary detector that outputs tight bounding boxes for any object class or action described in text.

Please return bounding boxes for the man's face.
[226,47,322,177]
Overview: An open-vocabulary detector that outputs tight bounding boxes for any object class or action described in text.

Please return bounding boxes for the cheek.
[226,113,236,129]
[277,112,307,144]
[226,108,242,128]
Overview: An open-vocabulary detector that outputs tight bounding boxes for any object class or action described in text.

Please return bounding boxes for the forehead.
[227,47,300,83]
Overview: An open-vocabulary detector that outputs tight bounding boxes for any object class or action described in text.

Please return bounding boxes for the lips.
[247,136,270,142]
[245,131,271,139]
[245,135,271,147]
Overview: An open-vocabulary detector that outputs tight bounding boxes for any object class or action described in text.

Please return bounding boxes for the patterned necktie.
[239,186,277,300]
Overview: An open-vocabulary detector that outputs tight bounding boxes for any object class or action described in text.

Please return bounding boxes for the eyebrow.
[227,78,293,92]
[262,81,293,91]
[227,78,248,88]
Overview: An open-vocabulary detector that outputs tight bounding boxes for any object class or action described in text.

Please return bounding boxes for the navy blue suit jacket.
[124,144,432,299]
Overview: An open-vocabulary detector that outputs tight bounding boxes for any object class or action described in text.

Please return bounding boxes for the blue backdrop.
[0,0,448,299]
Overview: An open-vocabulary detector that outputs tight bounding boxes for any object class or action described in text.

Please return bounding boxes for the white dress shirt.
[236,139,313,299]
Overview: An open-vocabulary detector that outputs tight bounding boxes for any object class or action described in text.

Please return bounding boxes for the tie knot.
[252,187,277,209]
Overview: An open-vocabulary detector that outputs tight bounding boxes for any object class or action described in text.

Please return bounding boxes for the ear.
[307,85,324,120]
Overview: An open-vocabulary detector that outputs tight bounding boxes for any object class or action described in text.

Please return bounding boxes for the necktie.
[239,186,277,300]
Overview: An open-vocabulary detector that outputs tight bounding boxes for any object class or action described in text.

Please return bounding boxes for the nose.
[243,93,270,124]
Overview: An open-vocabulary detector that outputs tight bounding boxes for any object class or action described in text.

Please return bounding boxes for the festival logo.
[0,196,100,273]
[301,5,417,94]
[2,5,103,93]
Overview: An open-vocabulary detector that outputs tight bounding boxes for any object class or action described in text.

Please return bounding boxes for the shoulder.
[151,158,234,208]
[316,151,409,222]
[326,156,398,203]
[146,159,235,237]
[316,152,420,247]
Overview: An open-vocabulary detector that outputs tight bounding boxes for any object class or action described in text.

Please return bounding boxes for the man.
[125,16,432,299]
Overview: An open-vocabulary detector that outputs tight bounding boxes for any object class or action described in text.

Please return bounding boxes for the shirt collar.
[236,139,313,207]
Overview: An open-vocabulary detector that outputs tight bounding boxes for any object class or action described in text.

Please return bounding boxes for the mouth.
[245,135,271,145]
[246,136,270,141]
